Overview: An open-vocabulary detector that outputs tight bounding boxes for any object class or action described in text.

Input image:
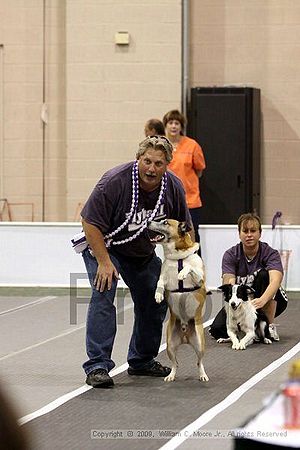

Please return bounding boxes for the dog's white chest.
[168,293,199,322]
[226,301,257,330]
[162,256,203,292]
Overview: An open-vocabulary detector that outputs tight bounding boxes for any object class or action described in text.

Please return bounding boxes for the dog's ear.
[246,286,255,294]
[218,284,231,291]
[245,286,255,298]
[238,284,255,301]
[178,221,187,236]
[239,284,255,294]
[218,284,231,302]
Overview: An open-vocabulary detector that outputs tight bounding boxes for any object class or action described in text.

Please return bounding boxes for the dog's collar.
[171,285,200,293]
[170,258,202,293]
[165,243,200,260]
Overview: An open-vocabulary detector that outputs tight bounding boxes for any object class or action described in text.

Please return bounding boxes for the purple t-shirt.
[222,241,283,287]
[81,161,192,258]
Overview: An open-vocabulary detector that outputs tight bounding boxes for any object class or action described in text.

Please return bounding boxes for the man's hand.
[82,220,119,292]
[94,260,119,292]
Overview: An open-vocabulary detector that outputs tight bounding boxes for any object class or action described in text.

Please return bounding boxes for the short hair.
[162,109,187,131]
[145,118,165,136]
[237,213,262,233]
[137,136,173,163]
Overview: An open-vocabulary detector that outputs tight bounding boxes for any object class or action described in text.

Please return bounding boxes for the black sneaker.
[86,369,114,388]
[127,361,171,377]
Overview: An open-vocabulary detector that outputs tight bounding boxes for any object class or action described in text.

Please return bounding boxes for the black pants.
[189,207,202,257]
[209,269,288,340]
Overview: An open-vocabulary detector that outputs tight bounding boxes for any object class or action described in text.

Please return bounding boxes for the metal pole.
[0,44,4,198]
[181,0,189,117]
[42,0,46,221]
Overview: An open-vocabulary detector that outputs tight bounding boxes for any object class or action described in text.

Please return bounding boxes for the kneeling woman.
[209,213,288,342]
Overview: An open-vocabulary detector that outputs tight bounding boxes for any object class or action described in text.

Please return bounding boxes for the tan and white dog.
[148,219,209,382]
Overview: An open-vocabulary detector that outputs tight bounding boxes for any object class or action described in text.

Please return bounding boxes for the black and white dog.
[218,284,272,350]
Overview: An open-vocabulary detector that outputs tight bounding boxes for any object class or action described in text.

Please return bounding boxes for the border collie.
[218,284,272,350]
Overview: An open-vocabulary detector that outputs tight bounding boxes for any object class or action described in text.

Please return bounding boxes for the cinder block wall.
[0,0,181,222]
[0,0,66,222]
[66,0,182,221]
[0,0,300,224]
[190,0,300,225]
[0,1,44,221]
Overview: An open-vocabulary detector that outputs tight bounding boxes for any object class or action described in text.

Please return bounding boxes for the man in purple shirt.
[81,136,193,388]
[209,213,288,342]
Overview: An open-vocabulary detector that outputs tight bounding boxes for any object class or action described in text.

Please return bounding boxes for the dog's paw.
[178,264,191,281]
[155,292,164,303]
[199,374,209,382]
[232,342,241,350]
[177,271,187,281]
[237,342,246,350]
[217,338,231,344]
[164,373,175,382]
[264,338,272,345]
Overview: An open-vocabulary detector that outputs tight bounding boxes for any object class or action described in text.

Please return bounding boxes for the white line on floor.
[158,341,300,450]
[0,296,57,316]
[0,324,86,362]
[19,385,92,425]
[18,319,213,425]
[1,302,134,362]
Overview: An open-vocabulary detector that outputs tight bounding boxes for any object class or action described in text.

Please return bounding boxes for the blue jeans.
[82,249,167,375]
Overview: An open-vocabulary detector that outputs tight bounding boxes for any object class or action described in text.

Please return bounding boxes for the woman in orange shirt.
[163,109,206,253]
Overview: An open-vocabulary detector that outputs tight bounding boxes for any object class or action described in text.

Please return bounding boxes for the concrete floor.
[0,288,299,450]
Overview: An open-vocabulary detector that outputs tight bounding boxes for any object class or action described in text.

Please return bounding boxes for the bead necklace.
[104,160,167,248]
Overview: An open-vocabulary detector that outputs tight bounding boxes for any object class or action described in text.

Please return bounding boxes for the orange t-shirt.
[168,136,206,208]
